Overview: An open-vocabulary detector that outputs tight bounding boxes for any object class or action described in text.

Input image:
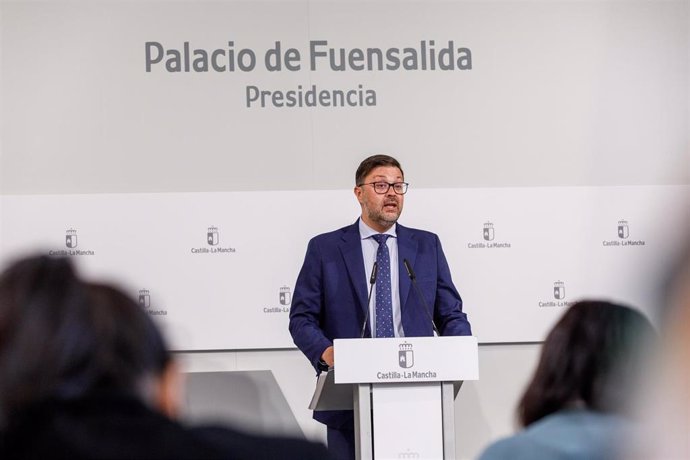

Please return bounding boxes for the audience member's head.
[0,255,177,428]
[0,254,330,459]
[518,300,654,427]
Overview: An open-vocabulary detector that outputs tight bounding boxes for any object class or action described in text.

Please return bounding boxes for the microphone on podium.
[360,261,378,338]
[403,259,440,336]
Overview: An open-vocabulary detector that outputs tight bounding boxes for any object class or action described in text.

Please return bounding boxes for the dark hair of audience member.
[517,300,654,427]
[0,255,170,428]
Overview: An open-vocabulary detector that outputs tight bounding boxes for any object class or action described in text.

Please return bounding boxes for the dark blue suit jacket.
[289,220,471,428]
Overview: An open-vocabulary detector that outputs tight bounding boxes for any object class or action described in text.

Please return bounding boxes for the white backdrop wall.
[1,0,689,350]
[1,185,688,349]
[1,1,689,458]
[2,0,688,194]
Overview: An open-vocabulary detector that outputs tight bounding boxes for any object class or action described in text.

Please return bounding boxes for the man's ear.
[354,185,363,203]
[155,360,184,419]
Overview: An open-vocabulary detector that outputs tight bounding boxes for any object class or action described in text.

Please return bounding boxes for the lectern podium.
[309,336,479,460]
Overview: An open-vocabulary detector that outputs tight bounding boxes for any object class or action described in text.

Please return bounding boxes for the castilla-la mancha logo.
[603,219,645,247]
[483,222,495,241]
[48,228,94,257]
[138,289,151,308]
[468,221,511,249]
[617,220,629,239]
[65,229,78,248]
[137,289,167,316]
[539,280,573,308]
[191,226,235,254]
[553,281,565,300]
[398,342,414,369]
[207,226,219,246]
[262,286,292,315]
[279,286,291,306]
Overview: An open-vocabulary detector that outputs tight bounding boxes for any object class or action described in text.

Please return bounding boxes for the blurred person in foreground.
[0,255,329,459]
[478,300,655,460]
[625,244,690,459]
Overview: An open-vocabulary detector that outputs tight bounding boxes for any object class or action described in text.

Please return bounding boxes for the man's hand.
[321,346,334,367]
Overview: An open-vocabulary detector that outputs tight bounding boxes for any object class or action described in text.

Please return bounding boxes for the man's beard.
[368,205,400,227]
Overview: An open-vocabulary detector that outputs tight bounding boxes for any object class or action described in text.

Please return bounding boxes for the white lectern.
[309,336,479,460]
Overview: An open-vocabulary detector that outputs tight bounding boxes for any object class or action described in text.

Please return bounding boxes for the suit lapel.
[396,224,418,313]
[339,222,368,316]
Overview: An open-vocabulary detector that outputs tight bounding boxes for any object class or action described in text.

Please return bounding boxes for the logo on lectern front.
[398,342,414,369]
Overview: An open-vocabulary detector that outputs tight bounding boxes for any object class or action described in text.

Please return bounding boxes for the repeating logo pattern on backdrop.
[25,209,657,346]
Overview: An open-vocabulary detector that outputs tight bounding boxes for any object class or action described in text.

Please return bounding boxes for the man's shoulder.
[397,223,438,241]
[307,222,441,244]
[309,222,358,244]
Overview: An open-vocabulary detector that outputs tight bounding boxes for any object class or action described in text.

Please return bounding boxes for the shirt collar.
[358,218,397,240]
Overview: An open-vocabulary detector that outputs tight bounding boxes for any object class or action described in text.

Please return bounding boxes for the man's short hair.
[355,155,404,185]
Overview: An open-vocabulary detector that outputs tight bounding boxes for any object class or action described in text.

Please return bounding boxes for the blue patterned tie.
[372,234,394,338]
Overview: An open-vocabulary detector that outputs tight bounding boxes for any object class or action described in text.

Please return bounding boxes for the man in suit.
[289,154,472,460]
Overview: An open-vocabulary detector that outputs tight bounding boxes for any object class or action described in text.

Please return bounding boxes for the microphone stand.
[360,261,378,338]
[403,259,440,336]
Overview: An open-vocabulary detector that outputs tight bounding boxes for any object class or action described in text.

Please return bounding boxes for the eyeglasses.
[357,182,409,195]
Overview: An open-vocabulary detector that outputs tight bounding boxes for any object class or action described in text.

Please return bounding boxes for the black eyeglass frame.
[357,181,409,195]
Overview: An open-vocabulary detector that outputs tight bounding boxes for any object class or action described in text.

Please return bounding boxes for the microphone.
[403,259,440,336]
[360,261,378,338]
